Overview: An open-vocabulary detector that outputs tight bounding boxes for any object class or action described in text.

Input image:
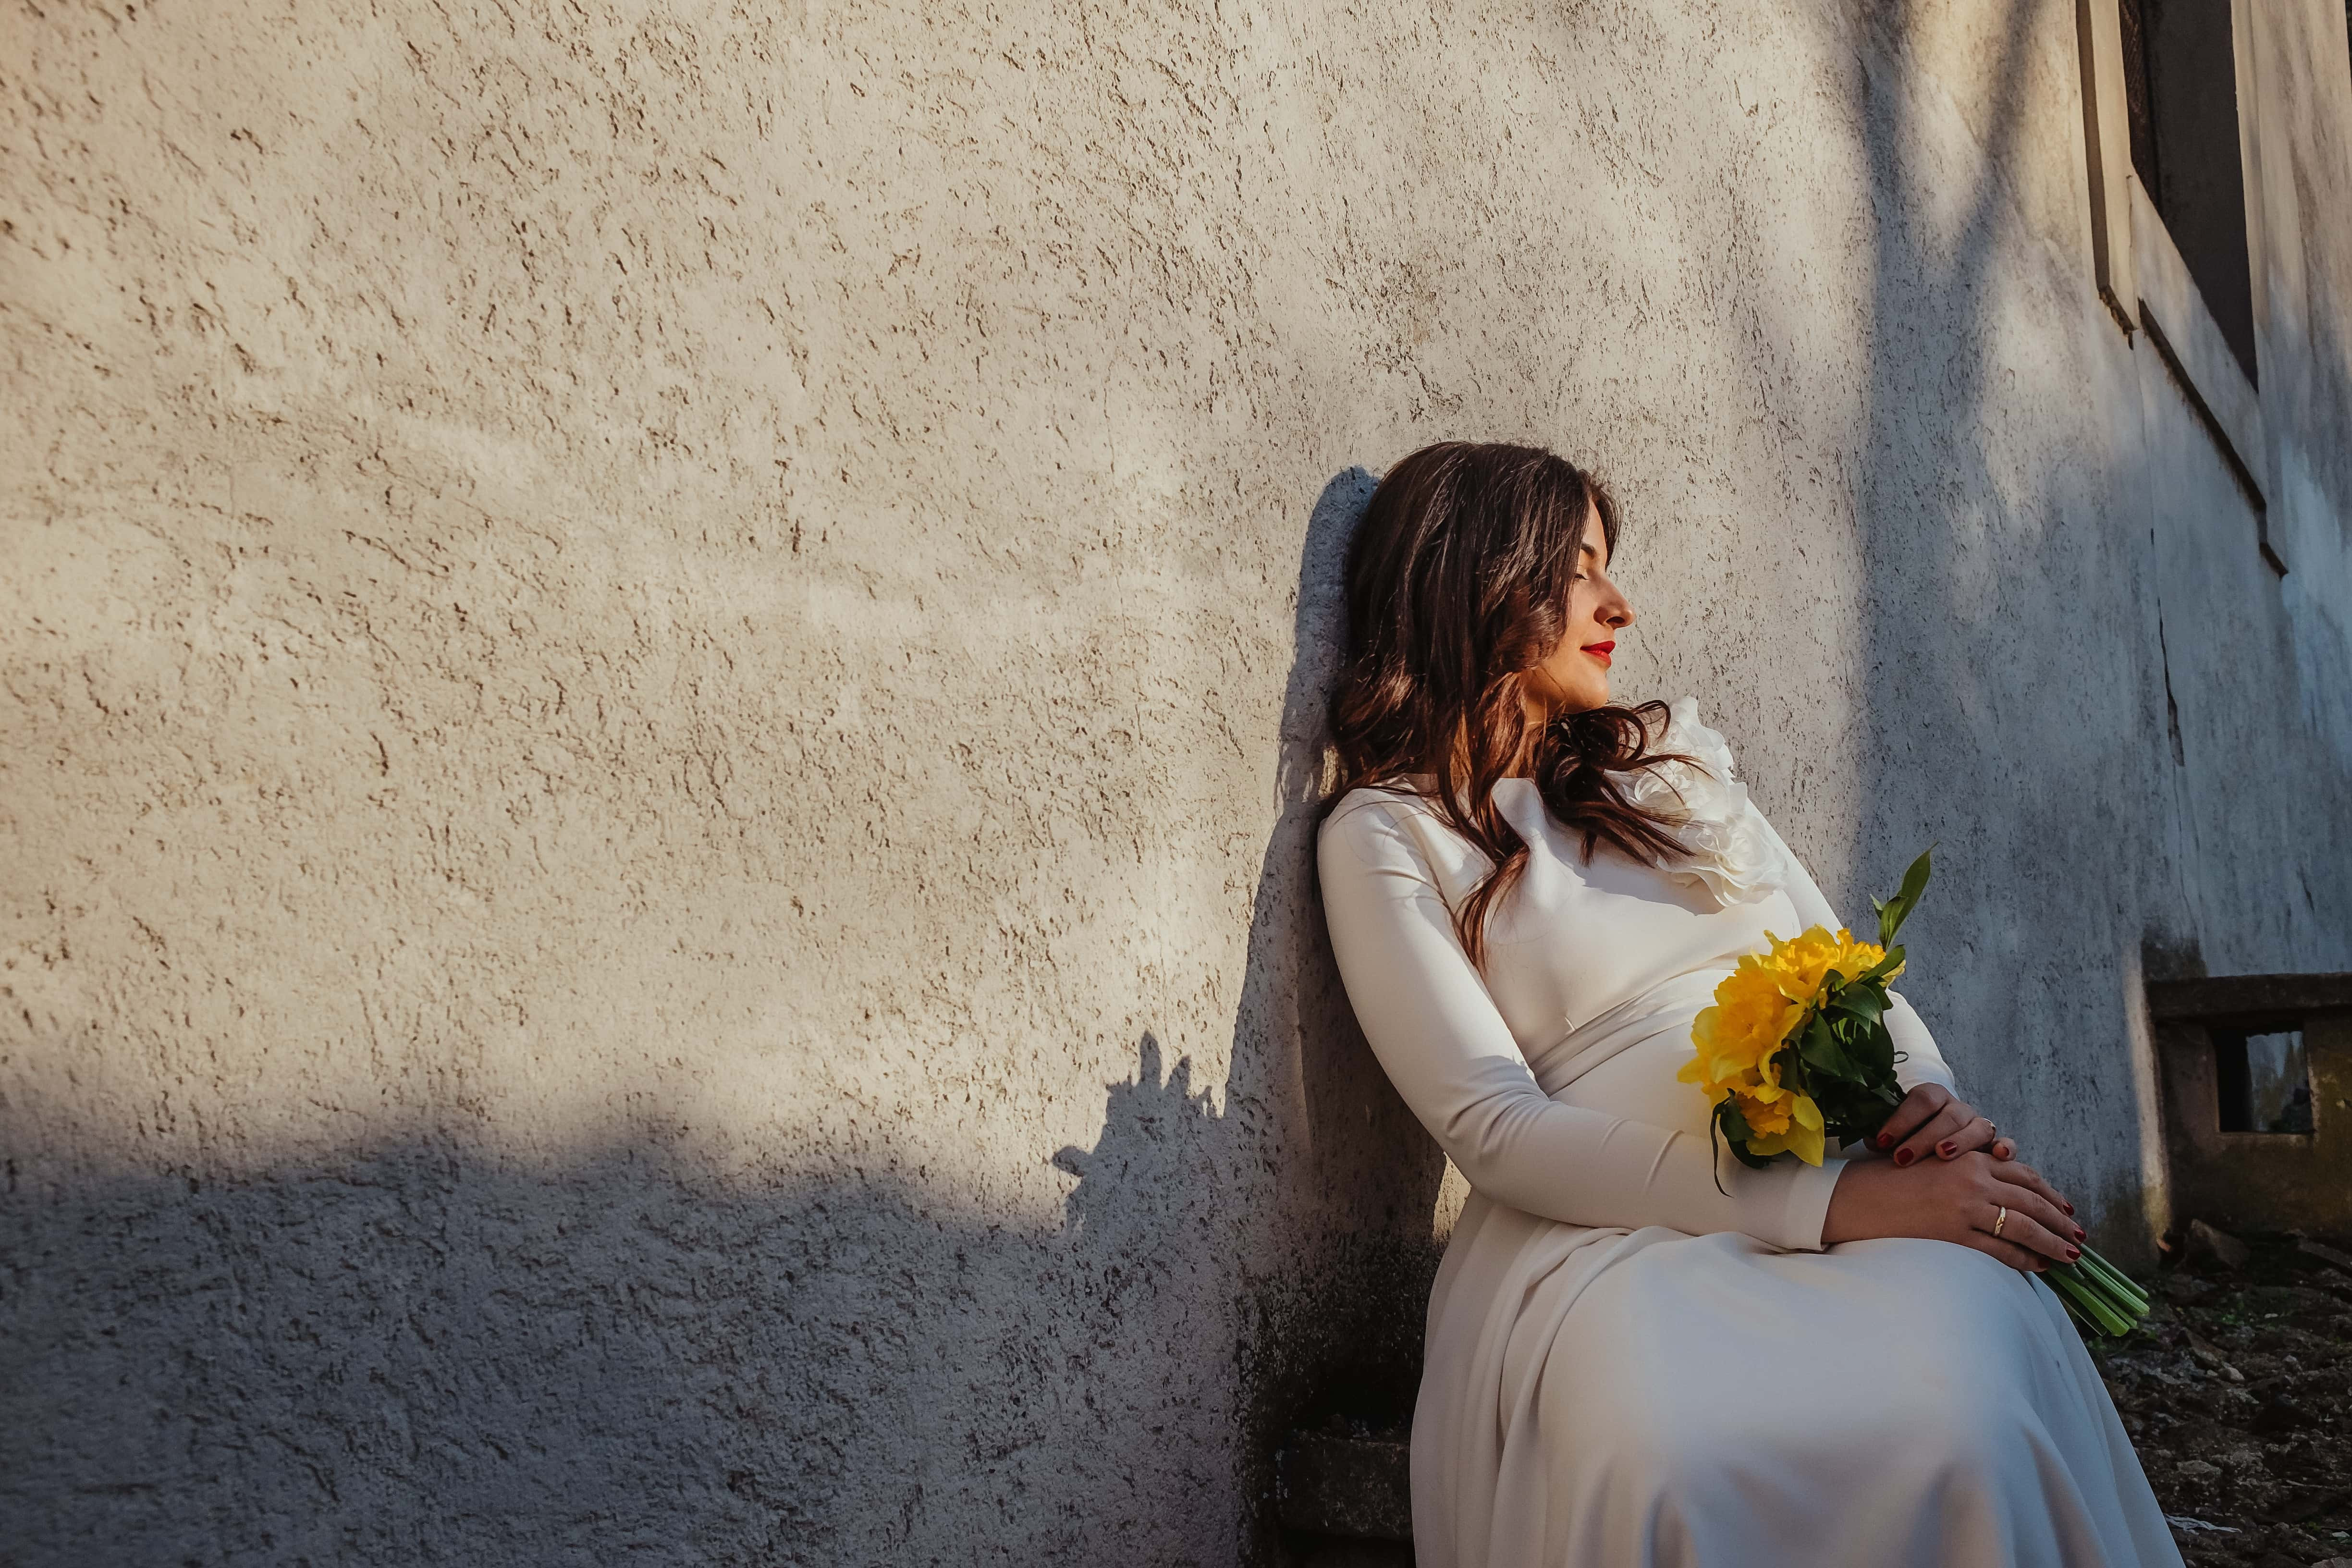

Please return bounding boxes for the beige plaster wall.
[5,0,2349,1561]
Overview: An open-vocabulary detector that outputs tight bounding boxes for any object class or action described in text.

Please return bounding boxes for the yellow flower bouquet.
[1679,847,2151,1336]
[1678,850,1935,1171]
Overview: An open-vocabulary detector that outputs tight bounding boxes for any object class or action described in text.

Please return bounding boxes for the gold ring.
[1993,1205,2009,1239]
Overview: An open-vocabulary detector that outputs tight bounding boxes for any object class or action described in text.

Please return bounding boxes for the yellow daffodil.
[1741,1087,1826,1165]
[1678,925,1896,1167]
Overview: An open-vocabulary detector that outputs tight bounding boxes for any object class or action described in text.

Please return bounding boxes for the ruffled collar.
[1609,695,1790,907]
[1371,696,1791,908]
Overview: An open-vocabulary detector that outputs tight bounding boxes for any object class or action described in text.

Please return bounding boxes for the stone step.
[1275,1428,1412,1543]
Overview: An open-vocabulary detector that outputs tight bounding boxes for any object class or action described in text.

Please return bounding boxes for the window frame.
[2075,0,2284,570]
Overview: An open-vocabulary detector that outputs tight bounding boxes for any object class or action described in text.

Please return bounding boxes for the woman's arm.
[1820,1147,2083,1268]
[1317,796,1846,1251]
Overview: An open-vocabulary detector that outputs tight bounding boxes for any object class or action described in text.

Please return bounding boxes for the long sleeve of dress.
[1746,808,1960,1096]
[1317,797,1849,1251]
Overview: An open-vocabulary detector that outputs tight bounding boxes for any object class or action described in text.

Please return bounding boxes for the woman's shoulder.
[1319,781,1516,905]
[1320,781,1434,840]
[1317,780,1461,868]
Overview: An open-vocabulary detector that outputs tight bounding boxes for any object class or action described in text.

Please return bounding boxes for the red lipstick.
[1581,640,1614,666]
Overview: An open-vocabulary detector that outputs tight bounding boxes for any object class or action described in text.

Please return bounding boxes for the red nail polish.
[2062,1202,2075,1214]
[1875,1133,1892,1149]
[1937,1141,1956,1157]
[1893,1147,1915,1167]
[2074,1226,2087,1241]
[2067,1246,2081,1261]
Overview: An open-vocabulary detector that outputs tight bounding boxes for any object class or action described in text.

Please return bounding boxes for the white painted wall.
[5,0,2349,1561]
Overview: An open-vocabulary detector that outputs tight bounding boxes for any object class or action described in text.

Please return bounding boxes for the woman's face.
[1522,503,1636,720]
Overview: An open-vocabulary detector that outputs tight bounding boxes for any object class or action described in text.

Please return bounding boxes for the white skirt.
[1412,1188,2186,1568]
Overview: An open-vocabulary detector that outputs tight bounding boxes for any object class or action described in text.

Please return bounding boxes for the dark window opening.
[2117,0,2259,386]
[2214,1029,2313,1133]
[2119,0,2160,201]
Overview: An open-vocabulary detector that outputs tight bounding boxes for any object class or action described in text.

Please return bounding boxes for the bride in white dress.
[1314,442,2182,1567]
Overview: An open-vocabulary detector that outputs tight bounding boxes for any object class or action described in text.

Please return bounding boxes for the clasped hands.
[1818,1082,2086,1274]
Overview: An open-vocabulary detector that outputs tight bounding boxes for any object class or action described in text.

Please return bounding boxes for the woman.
[1315,442,2180,1567]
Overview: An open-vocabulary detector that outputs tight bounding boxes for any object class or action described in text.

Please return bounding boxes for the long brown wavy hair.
[1322,441,1701,969]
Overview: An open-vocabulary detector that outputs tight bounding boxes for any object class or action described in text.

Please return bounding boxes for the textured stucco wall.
[5,0,2350,1563]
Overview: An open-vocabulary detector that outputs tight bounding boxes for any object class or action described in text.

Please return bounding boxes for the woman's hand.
[1868,1083,2034,1173]
[1820,1149,2084,1273]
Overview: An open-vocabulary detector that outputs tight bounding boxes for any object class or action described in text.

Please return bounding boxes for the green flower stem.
[2098,1260,2154,1307]
[2075,1247,2150,1310]
[2060,1260,2135,1335]
[2058,1275,2132,1338]
[2063,1250,2147,1319]
[2047,1278,2115,1336]
[2079,1274,2141,1328]
[2077,1262,2145,1322]
[2044,1265,2136,1337]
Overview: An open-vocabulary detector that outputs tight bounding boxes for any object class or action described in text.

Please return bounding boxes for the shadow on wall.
[1225,465,1446,1243]
[1052,463,1446,1559]
[0,468,1444,1568]
[1847,0,2179,1240]
[4,1115,1274,1566]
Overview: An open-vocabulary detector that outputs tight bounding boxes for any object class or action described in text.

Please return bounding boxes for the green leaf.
[1872,845,1936,948]
[1847,1018,1898,1079]
[1797,1016,1857,1080]
[1852,947,1907,988]
[1770,1041,1813,1097]
[1828,987,1888,1026]
[1715,1101,1777,1169]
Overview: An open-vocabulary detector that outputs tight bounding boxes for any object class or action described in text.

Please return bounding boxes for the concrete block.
[2148,974,2352,1235]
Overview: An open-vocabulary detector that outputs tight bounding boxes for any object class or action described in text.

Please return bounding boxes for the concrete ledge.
[2146,973,2352,1029]
[1275,1429,1413,1542]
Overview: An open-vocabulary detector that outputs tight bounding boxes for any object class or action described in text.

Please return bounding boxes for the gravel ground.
[2089,1228,2352,1568]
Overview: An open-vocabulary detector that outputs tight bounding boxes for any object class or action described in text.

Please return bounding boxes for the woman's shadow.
[1052,466,1448,1548]
[1239,464,1448,1243]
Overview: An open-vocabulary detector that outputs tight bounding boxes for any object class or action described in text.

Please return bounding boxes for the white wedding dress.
[1316,698,2182,1568]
